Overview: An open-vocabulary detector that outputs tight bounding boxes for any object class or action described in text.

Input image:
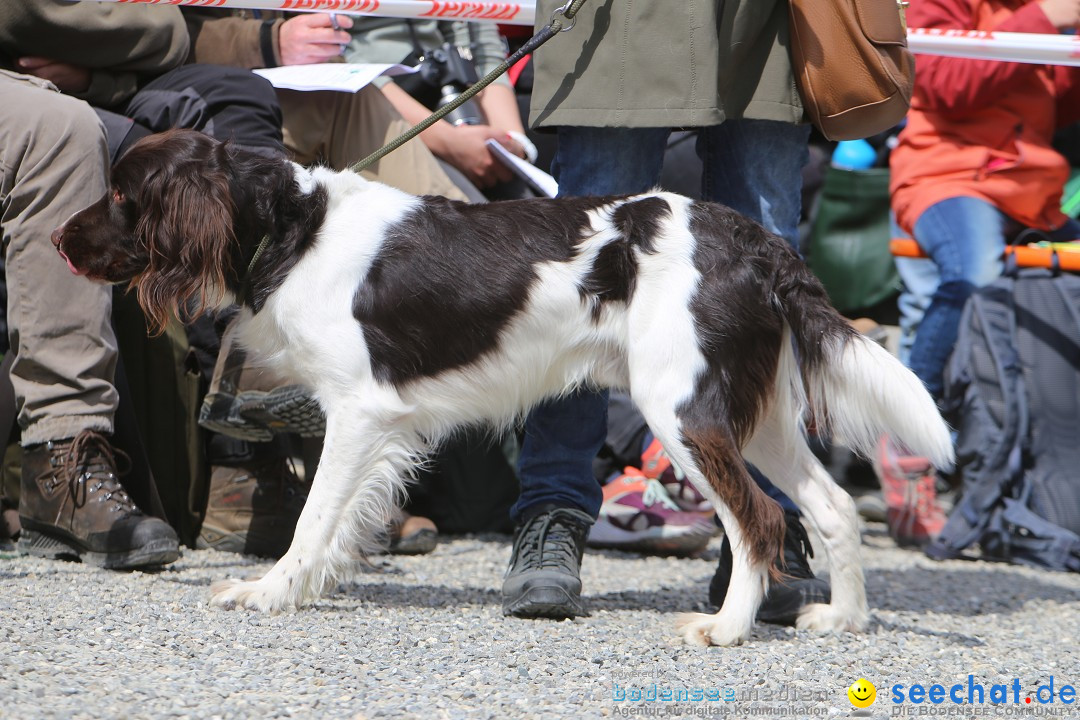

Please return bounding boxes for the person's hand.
[495,132,528,161]
[16,57,90,93]
[278,13,353,66]
[1039,0,1080,29]
[442,124,515,188]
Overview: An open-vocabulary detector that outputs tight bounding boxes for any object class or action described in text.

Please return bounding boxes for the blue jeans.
[891,216,939,368]
[907,196,1080,397]
[512,121,810,521]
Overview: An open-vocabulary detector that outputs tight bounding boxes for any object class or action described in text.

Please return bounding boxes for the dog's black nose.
[50,226,64,249]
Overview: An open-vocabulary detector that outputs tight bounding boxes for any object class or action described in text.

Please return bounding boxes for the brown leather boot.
[196,458,307,558]
[18,430,180,569]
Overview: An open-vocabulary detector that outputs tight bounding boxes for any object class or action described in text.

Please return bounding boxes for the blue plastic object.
[831,139,876,170]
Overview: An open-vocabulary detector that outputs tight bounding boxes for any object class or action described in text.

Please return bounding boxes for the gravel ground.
[1,521,1078,720]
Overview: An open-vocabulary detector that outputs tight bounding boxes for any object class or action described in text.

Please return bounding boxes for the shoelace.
[906,474,944,519]
[55,431,135,515]
[631,476,681,512]
[510,508,589,572]
[786,516,815,562]
[779,514,817,580]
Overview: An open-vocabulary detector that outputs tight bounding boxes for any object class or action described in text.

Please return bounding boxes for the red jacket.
[890,0,1080,236]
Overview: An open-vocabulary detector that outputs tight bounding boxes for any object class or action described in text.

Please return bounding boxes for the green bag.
[807,166,900,314]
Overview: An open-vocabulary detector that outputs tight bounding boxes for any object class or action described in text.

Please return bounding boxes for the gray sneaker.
[198,318,325,442]
[502,505,593,618]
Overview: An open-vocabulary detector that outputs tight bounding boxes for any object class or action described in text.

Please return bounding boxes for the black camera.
[416,42,485,126]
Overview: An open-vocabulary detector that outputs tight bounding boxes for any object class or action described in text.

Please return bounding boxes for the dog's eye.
[113,190,124,204]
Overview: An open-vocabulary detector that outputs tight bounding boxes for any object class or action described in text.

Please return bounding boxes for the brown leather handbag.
[788,0,915,141]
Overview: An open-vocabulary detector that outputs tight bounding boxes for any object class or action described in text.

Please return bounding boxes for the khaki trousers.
[278,85,468,201]
[0,71,117,445]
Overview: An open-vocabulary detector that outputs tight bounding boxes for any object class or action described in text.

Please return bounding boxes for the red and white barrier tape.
[91,0,535,24]
[907,28,1080,67]
[77,0,1080,66]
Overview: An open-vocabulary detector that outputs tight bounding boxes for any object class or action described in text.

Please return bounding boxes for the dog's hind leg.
[210,389,418,612]
[741,407,868,633]
[635,398,786,646]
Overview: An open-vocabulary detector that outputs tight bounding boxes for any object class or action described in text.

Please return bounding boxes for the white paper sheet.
[485,139,558,198]
[253,63,418,93]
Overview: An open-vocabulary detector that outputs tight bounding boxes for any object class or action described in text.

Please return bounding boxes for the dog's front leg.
[210,395,416,612]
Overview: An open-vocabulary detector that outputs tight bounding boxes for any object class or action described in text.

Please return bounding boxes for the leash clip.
[550,1,578,32]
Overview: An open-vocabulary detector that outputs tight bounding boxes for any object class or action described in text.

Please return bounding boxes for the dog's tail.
[776,272,954,471]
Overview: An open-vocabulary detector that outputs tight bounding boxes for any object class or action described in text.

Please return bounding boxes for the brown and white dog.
[52,129,953,646]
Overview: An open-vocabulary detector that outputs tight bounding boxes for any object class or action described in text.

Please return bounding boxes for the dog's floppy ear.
[134,141,235,333]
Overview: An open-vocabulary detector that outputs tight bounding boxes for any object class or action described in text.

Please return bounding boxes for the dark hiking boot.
[196,458,307,558]
[18,430,179,569]
[502,504,593,618]
[709,509,831,625]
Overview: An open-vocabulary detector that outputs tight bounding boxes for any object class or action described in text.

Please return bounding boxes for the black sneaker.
[709,509,831,625]
[502,504,593,618]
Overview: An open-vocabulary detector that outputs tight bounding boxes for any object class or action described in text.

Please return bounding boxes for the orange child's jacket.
[890,0,1080,237]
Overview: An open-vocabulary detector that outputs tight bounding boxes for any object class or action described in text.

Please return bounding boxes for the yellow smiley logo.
[848,678,876,708]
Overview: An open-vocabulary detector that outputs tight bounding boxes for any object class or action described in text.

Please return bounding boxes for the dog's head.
[52,129,257,331]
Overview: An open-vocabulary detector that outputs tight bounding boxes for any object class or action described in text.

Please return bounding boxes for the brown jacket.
[183,8,285,69]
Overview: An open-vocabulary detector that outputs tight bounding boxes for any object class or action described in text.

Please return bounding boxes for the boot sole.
[587,521,714,556]
[387,528,438,555]
[502,585,588,619]
[196,525,288,558]
[199,386,326,442]
[18,529,179,570]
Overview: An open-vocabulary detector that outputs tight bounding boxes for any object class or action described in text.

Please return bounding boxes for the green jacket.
[529,0,803,128]
[0,0,187,110]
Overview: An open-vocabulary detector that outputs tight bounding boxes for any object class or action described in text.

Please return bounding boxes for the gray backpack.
[927,260,1080,572]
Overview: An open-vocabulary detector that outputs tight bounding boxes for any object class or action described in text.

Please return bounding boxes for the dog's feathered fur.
[53,129,953,646]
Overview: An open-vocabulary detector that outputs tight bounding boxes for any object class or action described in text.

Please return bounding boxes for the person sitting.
[181,8,469,202]
[0,0,302,558]
[879,0,1080,547]
[345,17,536,200]
[0,70,179,568]
[182,7,540,556]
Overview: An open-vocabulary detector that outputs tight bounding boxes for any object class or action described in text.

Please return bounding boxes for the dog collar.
[238,234,271,304]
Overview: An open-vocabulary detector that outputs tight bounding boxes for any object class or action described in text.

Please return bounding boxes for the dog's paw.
[675,612,750,647]
[795,603,868,633]
[209,578,294,613]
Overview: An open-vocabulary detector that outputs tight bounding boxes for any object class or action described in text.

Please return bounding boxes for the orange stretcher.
[890,238,1080,272]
